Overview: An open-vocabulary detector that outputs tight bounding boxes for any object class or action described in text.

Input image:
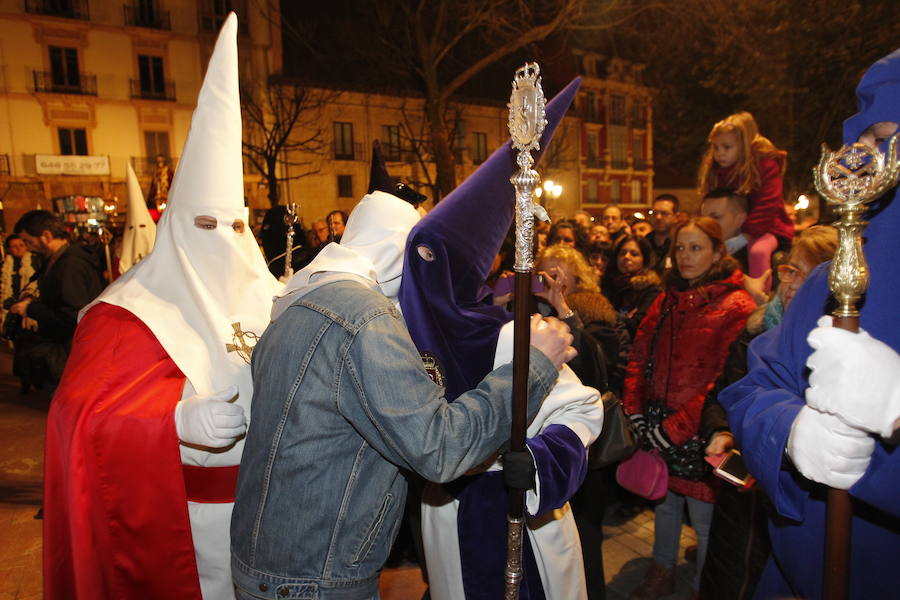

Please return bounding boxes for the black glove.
[503,450,536,490]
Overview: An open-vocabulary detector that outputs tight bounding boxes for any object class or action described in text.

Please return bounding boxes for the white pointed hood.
[118,162,156,274]
[272,191,420,319]
[84,13,280,404]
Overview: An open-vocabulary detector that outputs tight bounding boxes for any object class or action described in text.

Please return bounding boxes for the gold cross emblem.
[225,322,259,364]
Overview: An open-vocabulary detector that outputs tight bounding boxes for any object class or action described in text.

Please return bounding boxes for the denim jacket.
[231,279,558,599]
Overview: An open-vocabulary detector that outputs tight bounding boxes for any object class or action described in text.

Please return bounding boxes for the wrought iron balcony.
[25,0,89,19]
[130,78,176,101]
[32,70,97,96]
[585,155,604,169]
[124,4,171,29]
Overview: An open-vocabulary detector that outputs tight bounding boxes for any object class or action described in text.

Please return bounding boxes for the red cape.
[43,302,201,598]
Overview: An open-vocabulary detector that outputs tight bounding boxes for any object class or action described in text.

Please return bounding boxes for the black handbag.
[588,391,638,469]
[646,405,709,481]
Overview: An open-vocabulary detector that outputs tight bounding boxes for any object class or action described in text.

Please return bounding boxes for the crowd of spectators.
[485,184,830,599]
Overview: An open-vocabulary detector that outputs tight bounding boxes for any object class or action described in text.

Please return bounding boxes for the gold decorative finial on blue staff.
[504,61,546,600]
[812,132,900,600]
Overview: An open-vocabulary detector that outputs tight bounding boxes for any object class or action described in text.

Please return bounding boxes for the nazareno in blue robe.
[719,47,900,599]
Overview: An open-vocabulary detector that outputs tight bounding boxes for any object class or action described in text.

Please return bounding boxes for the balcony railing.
[332,142,363,161]
[585,155,604,169]
[131,156,178,176]
[25,0,90,19]
[124,4,171,29]
[32,71,97,96]
[130,78,176,101]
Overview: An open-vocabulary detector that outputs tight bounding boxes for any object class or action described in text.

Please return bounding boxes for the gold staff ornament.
[814,134,900,320]
[812,132,900,600]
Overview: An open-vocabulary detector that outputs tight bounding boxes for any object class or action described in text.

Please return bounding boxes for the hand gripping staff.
[812,133,900,600]
[503,62,549,600]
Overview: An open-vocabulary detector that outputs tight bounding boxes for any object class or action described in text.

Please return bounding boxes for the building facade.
[573,52,655,216]
[0,0,279,232]
[0,4,653,233]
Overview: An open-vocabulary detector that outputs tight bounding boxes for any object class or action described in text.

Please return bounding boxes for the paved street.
[0,347,697,600]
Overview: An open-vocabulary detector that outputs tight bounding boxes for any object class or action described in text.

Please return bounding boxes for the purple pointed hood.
[399,77,581,401]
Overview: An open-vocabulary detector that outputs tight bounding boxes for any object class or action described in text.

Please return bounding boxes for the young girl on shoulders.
[698,111,794,281]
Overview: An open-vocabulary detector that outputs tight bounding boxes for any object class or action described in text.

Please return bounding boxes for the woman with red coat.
[623,216,755,600]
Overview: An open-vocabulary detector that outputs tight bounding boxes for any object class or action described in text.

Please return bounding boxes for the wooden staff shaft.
[823,314,857,600]
[503,269,532,600]
[508,270,532,517]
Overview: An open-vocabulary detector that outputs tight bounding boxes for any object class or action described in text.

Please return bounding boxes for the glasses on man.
[647,209,673,217]
[557,236,575,244]
[777,264,807,283]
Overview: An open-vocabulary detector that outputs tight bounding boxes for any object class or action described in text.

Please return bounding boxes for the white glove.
[174,386,246,448]
[787,406,875,489]
[807,316,900,438]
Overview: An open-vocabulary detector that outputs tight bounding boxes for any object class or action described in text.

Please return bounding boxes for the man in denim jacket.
[231,190,575,600]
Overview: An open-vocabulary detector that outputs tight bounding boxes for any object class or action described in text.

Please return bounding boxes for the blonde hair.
[698,111,787,197]
[789,225,838,267]
[538,245,600,293]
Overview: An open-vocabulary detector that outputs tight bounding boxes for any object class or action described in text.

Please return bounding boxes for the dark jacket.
[607,269,662,338]
[27,243,105,344]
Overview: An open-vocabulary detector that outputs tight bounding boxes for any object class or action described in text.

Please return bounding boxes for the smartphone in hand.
[705,449,755,489]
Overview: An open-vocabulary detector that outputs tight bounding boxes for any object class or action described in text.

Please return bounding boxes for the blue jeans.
[235,586,380,600]
[652,490,714,591]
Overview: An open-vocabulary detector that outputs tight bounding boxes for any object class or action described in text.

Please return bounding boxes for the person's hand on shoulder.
[807,315,900,439]
[529,314,576,369]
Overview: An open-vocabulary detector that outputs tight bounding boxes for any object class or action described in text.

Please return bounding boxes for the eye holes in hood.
[417,245,435,262]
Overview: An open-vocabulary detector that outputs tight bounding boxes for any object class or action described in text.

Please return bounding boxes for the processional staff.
[98,226,114,284]
[504,62,548,600]
[813,133,900,600]
[283,201,298,280]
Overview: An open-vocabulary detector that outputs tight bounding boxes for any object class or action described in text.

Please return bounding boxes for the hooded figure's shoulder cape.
[43,302,200,598]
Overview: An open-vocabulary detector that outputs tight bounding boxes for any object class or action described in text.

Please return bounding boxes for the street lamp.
[542,179,562,201]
